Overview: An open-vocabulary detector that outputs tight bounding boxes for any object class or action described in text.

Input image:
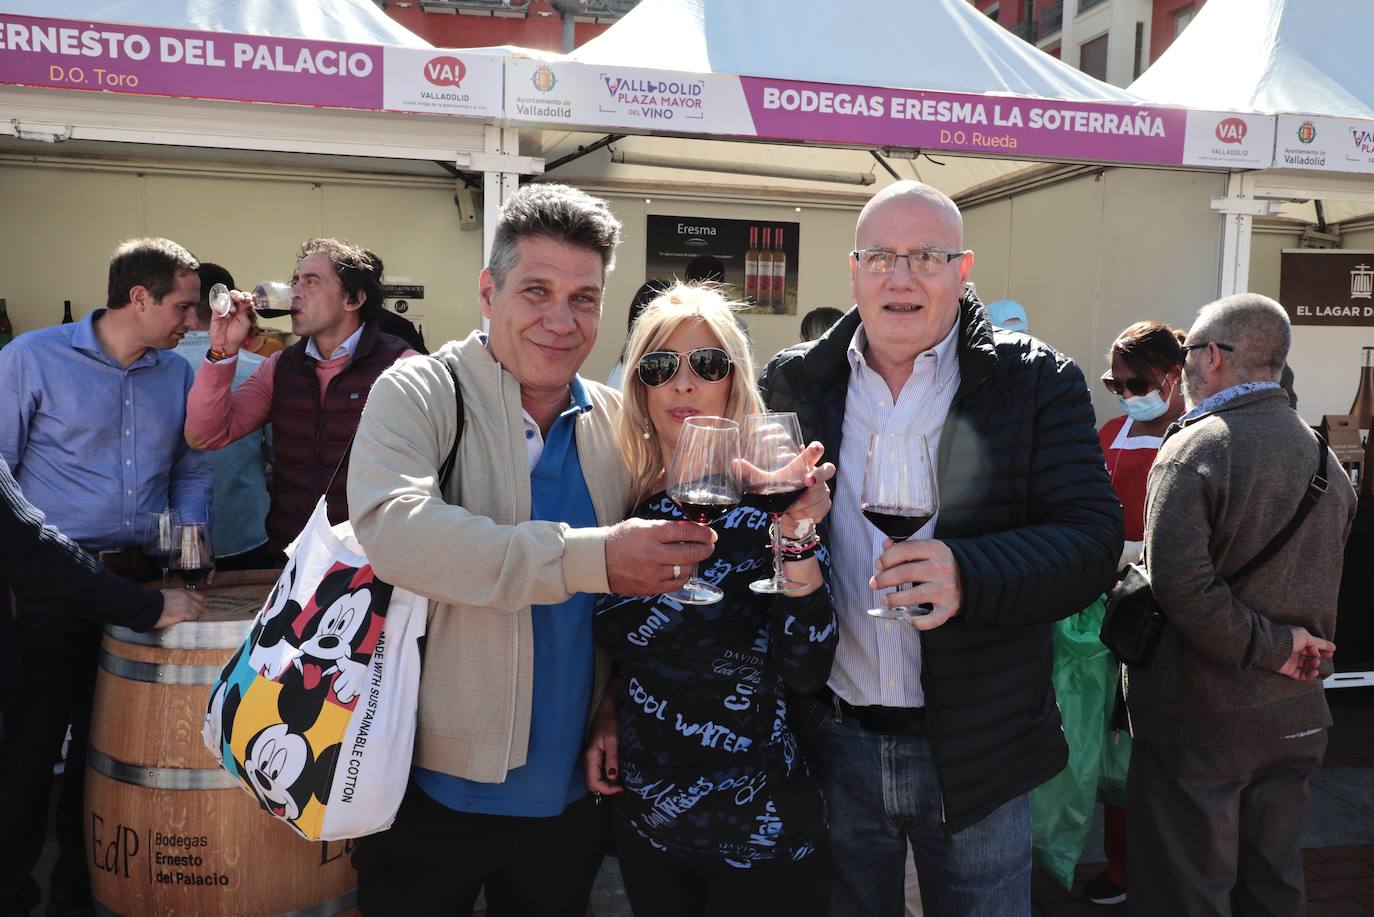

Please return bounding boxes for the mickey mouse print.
[204,497,427,841]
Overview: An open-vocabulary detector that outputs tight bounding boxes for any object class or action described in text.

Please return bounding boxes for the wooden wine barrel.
[85,570,359,917]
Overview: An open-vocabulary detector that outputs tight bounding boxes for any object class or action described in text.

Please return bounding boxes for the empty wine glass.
[862,433,939,618]
[169,522,214,591]
[740,412,810,594]
[208,283,233,318]
[666,416,742,605]
[206,282,292,319]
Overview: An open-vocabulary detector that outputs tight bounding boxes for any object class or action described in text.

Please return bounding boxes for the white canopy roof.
[572,0,1137,103]
[549,0,1172,204]
[1,0,431,47]
[1131,0,1374,224]
[1129,0,1374,119]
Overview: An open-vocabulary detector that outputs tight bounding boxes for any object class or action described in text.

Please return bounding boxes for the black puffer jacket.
[759,293,1123,834]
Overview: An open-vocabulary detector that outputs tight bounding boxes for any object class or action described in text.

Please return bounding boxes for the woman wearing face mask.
[1083,320,1186,907]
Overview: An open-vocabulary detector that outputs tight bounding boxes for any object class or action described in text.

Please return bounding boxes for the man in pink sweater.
[185,239,416,555]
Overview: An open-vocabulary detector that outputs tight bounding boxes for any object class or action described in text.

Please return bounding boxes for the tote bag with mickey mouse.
[201,496,427,841]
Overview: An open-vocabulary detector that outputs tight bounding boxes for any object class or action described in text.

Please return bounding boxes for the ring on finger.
[672,564,681,579]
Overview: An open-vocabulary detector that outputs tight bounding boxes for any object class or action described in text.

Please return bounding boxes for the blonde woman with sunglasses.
[585,283,838,917]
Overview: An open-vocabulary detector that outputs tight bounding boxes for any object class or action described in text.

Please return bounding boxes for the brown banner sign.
[1280,250,1374,326]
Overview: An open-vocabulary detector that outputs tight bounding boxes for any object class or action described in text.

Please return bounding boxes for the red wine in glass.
[741,412,811,594]
[178,566,214,588]
[673,489,741,524]
[169,522,214,592]
[862,433,938,618]
[665,417,742,605]
[743,483,805,516]
[861,507,933,541]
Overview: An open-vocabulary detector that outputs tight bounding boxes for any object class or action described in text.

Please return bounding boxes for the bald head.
[1192,293,1291,382]
[856,181,964,249]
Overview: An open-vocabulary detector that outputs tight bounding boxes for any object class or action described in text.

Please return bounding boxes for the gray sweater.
[1127,388,1356,747]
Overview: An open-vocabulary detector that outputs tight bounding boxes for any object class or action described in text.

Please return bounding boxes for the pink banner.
[741,77,1188,165]
[0,14,382,110]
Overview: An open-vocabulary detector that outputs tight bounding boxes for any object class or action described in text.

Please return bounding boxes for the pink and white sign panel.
[0,14,502,118]
[505,58,1272,170]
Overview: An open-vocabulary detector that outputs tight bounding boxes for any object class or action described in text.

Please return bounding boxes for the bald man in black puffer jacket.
[757,180,1121,917]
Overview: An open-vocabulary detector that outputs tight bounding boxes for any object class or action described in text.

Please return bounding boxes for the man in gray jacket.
[347,184,713,916]
[1127,293,1356,917]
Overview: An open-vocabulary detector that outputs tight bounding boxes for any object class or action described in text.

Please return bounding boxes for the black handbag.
[1101,431,1330,666]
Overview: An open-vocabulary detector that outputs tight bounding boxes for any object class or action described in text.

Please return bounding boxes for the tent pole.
[1216,171,1256,297]
[482,125,522,331]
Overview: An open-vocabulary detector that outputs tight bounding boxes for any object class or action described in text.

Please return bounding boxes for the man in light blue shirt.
[173,262,270,566]
[0,237,213,917]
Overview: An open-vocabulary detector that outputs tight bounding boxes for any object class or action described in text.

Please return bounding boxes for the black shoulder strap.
[436,358,465,493]
[1233,431,1330,580]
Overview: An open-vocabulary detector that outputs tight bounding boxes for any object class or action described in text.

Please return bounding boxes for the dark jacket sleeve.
[0,457,163,631]
[945,354,1123,628]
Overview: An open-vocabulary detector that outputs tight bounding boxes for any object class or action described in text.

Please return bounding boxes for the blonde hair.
[615,282,762,499]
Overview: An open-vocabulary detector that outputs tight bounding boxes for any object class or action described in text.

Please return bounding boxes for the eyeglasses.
[1179,341,1235,356]
[636,348,733,387]
[1101,375,1158,398]
[851,249,966,274]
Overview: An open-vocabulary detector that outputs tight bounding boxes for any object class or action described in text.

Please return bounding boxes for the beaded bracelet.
[770,521,820,562]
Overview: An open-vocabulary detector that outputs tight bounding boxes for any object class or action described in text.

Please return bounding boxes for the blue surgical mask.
[1118,389,1170,422]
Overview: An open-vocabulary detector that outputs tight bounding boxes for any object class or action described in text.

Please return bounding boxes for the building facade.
[377,0,637,52]
[969,0,1207,88]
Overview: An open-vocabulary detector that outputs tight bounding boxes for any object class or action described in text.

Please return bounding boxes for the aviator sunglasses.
[637,348,733,387]
[1100,374,1161,398]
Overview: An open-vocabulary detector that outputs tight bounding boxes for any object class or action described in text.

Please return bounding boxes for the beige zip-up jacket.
[347,331,632,782]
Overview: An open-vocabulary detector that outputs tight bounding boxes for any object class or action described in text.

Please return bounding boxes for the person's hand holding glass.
[207,281,292,356]
[665,416,742,605]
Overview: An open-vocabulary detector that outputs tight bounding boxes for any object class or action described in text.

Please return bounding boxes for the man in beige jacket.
[347,184,714,916]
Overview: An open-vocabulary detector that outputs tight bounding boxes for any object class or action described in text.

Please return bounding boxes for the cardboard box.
[1321,415,1364,487]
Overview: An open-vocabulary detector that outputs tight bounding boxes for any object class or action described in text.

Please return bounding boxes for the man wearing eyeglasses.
[344,184,715,916]
[759,181,1122,917]
[1125,294,1355,917]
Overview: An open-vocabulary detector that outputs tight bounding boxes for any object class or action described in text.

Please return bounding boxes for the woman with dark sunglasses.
[584,283,838,917]
[1084,319,1186,907]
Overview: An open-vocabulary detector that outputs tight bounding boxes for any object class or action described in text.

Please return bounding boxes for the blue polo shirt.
[415,377,597,816]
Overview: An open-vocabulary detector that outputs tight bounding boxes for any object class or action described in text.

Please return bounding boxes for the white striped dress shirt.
[828,319,960,709]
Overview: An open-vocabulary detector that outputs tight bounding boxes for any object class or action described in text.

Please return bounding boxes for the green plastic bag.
[1030,596,1132,890]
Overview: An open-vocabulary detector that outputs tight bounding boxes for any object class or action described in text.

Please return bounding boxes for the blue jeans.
[794,697,1031,917]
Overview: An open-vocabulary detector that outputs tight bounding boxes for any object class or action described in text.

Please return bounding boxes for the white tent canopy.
[540,0,1195,207]
[0,0,431,47]
[1130,0,1374,280]
[1130,0,1374,120]
[571,0,1137,104]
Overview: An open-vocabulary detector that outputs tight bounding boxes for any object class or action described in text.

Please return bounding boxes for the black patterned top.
[593,492,838,868]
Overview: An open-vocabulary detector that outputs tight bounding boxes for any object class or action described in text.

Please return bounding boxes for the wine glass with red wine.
[741,412,810,595]
[142,509,181,583]
[665,416,742,605]
[169,522,214,591]
[862,432,938,619]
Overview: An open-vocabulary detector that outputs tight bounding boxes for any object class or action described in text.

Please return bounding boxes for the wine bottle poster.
[645,215,800,315]
[1280,249,1374,326]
